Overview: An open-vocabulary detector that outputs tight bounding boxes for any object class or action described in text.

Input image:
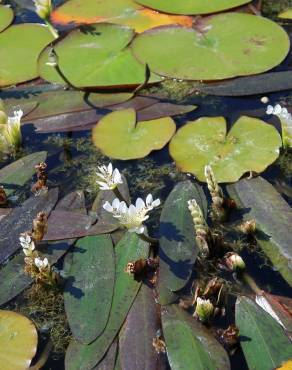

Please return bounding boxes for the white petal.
[152,198,161,208]
[108,163,113,175]
[112,198,120,210]
[103,201,113,213]
[128,204,137,216]
[274,104,282,115]
[118,201,127,214]
[135,198,145,210]
[146,194,153,206]
[266,105,274,115]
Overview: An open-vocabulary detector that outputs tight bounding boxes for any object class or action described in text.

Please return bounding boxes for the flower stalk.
[266,104,292,149]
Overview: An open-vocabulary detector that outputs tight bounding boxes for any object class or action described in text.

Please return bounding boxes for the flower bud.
[224,252,246,271]
[239,219,256,234]
[195,297,214,322]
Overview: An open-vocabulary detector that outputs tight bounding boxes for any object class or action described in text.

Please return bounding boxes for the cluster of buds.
[32,211,48,242]
[125,257,158,284]
[188,199,210,257]
[219,252,246,272]
[0,99,23,155]
[0,185,7,207]
[19,212,55,286]
[152,330,166,354]
[217,325,239,351]
[192,277,225,322]
[31,162,48,195]
[204,165,226,222]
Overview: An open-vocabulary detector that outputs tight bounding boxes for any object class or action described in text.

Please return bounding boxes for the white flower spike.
[96,163,123,191]
[0,108,23,153]
[103,195,160,234]
[33,0,52,20]
[19,233,35,257]
[34,257,49,270]
[266,104,292,148]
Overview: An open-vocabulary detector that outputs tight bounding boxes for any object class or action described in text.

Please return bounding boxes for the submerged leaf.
[0,151,47,197]
[131,13,290,81]
[162,305,230,370]
[158,181,207,305]
[227,177,292,284]
[92,108,176,160]
[236,296,292,370]
[65,232,149,370]
[170,116,281,183]
[64,235,115,344]
[0,310,38,370]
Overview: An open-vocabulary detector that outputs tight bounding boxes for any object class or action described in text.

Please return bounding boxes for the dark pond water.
[1,1,292,369]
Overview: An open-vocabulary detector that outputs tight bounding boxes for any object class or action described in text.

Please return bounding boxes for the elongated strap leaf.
[236,296,292,370]
[162,305,230,370]
[0,151,47,197]
[158,180,207,304]
[227,177,292,285]
[65,232,149,370]
[119,284,159,370]
[64,234,115,344]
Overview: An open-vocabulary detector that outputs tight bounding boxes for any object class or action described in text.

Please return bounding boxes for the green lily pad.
[64,235,115,344]
[131,13,290,80]
[162,305,230,370]
[158,181,207,305]
[0,24,55,87]
[134,0,250,15]
[236,296,292,370]
[169,116,282,183]
[0,151,47,197]
[38,23,160,88]
[0,310,38,370]
[278,9,292,19]
[92,108,176,160]
[65,232,149,370]
[51,0,193,33]
[0,5,14,33]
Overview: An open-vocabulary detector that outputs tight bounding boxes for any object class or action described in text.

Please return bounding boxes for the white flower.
[0,109,23,153]
[96,163,123,190]
[103,194,160,234]
[33,0,52,19]
[34,257,49,270]
[19,233,35,257]
[195,297,214,322]
[266,104,292,148]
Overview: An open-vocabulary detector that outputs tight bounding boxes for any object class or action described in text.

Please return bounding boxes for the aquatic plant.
[266,103,292,148]
[0,106,23,154]
[33,0,58,38]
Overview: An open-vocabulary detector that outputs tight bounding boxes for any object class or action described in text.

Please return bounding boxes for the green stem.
[45,19,59,39]
[138,233,158,245]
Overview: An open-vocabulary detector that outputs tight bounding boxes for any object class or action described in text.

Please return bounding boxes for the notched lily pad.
[0,24,55,87]
[0,310,38,370]
[92,108,176,160]
[134,0,251,15]
[38,23,161,88]
[169,116,282,183]
[0,5,14,33]
[131,13,290,81]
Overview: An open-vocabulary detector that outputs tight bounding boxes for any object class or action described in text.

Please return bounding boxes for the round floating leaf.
[92,108,176,160]
[0,24,55,87]
[0,5,14,33]
[51,0,192,32]
[169,116,281,183]
[236,297,292,370]
[278,9,292,19]
[131,13,290,81]
[134,0,250,14]
[0,310,38,370]
[38,23,160,88]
